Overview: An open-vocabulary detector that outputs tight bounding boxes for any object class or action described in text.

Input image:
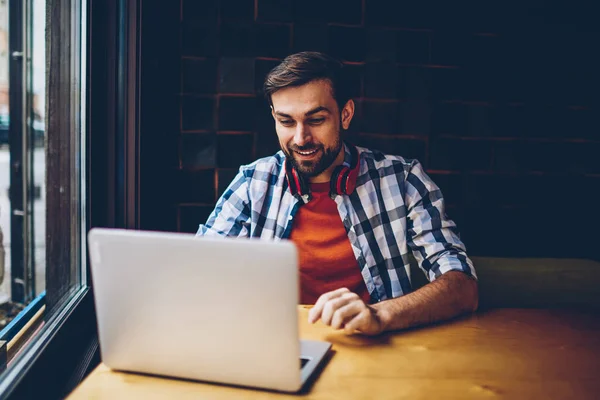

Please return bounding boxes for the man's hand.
[307,288,385,336]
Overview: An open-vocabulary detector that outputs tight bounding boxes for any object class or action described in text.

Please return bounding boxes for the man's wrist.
[371,301,397,333]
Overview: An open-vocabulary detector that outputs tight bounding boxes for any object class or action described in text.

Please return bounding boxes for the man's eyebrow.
[274,111,292,118]
[273,106,331,119]
[305,106,330,116]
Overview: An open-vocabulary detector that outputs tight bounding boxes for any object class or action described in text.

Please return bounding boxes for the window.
[0,0,87,396]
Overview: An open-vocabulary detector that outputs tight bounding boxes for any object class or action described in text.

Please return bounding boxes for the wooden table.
[69,306,600,399]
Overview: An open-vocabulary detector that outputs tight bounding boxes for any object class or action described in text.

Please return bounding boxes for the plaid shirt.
[197,143,476,302]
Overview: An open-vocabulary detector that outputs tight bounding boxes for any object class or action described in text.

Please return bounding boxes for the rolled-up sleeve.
[196,168,251,238]
[404,161,477,282]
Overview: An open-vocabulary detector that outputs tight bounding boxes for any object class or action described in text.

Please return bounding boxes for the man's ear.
[270,105,276,120]
[341,99,355,130]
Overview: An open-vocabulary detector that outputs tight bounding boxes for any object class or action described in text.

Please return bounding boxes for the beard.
[283,135,343,178]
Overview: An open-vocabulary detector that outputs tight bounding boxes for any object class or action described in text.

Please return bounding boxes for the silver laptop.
[87,228,332,393]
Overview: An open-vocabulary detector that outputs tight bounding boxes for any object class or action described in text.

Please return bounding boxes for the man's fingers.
[321,292,359,326]
[331,300,363,330]
[308,287,350,323]
[343,308,371,334]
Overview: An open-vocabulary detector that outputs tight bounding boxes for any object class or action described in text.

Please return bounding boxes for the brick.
[255,96,275,137]
[219,57,255,94]
[399,100,431,136]
[255,59,280,95]
[348,100,362,132]
[396,31,430,64]
[582,176,600,206]
[563,108,600,140]
[353,136,427,165]
[255,128,281,159]
[217,133,256,168]
[430,138,492,171]
[361,101,401,134]
[430,67,463,101]
[458,206,522,257]
[181,26,218,57]
[181,0,218,25]
[257,0,293,22]
[254,24,291,58]
[432,32,501,68]
[292,24,329,53]
[398,67,432,100]
[433,2,504,33]
[217,168,240,198]
[292,0,329,23]
[431,102,467,136]
[537,142,585,173]
[579,142,600,174]
[220,23,254,57]
[427,173,463,207]
[465,105,496,137]
[461,66,502,102]
[366,29,397,62]
[492,141,591,174]
[293,0,360,24]
[327,0,362,25]
[492,141,523,173]
[364,0,400,27]
[219,0,254,22]
[496,64,527,104]
[328,26,366,62]
[340,64,363,101]
[495,105,528,138]
[180,133,217,169]
[174,169,216,204]
[218,96,257,131]
[459,198,597,258]
[364,62,398,99]
[182,58,217,94]
[181,96,215,131]
[365,1,432,29]
[463,175,541,208]
[179,205,215,233]
[523,106,564,139]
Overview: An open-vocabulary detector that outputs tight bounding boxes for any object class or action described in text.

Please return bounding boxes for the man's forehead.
[272,104,331,117]
[271,81,337,116]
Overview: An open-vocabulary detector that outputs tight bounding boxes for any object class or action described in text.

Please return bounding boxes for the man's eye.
[308,118,325,125]
[279,120,294,126]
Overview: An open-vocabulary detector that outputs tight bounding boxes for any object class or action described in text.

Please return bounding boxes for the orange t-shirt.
[289,182,371,305]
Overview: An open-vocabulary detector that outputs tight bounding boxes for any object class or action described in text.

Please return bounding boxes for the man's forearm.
[372,271,479,332]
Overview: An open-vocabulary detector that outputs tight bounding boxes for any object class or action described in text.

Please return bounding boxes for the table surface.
[68,306,600,399]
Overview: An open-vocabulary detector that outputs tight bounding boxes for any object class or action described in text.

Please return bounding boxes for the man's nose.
[293,124,312,147]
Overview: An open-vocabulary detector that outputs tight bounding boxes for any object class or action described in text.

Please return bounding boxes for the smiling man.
[197,51,478,336]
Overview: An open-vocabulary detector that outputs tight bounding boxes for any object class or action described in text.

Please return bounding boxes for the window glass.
[0,0,85,358]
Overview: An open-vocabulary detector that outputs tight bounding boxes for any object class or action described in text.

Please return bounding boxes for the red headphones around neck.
[285,145,360,200]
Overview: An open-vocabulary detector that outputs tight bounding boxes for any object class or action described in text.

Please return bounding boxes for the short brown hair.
[263,51,350,110]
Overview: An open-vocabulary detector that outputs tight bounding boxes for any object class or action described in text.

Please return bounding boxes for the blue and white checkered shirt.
[197,143,477,302]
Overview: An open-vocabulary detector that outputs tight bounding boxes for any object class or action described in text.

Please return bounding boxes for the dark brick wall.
[173,0,600,259]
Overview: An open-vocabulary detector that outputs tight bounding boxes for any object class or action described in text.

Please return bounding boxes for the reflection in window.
[0,0,46,327]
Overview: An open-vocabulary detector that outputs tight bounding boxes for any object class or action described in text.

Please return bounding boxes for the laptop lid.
[88,228,304,392]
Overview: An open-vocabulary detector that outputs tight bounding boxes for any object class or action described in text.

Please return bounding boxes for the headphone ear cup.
[285,159,310,197]
[330,166,350,195]
[330,145,360,195]
[294,167,310,196]
[285,160,300,196]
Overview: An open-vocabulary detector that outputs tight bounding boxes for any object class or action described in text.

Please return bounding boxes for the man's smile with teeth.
[296,149,318,155]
